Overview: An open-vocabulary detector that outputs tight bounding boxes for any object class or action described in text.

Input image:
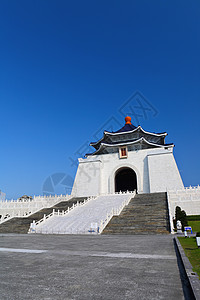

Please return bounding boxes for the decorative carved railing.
[29,196,96,233]
[167,185,200,201]
[98,191,136,234]
[29,191,135,235]
[0,194,72,224]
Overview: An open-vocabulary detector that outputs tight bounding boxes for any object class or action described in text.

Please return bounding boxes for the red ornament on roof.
[125,116,132,125]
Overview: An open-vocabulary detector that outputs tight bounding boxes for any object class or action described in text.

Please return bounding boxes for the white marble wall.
[72,147,184,197]
[168,186,200,216]
[148,149,184,192]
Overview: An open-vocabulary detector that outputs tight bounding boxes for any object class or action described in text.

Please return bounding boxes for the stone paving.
[0,234,194,300]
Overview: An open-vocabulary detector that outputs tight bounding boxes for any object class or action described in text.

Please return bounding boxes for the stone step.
[122,208,167,211]
[105,219,168,226]
[102,229,169,235]
[122,208,166,216]
[124,214,167,218]
[104,226,168,232]
[102,192,170,235]
[107,220,168,226]
[110,214,168,220]
[103,225,169,231]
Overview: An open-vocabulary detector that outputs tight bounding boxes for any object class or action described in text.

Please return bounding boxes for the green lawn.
[178,237,200,279]
[188,221,200,233]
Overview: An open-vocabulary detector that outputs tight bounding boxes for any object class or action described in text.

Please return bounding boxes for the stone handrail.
[167,186,200,201]
[166,193,175,234]
[0,194,72,224]
[168,185,200,194]
[29,196,96,233]
[0,193,70,203]
[98,191,136,234]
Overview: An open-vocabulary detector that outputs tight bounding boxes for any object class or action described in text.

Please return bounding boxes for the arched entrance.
[115,167,137,193]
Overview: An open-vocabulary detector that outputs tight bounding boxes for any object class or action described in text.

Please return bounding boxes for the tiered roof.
[86,116,173,156]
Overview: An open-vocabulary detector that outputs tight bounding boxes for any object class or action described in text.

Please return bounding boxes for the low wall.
[167,186,200,233]
[168,186,200,217]
[0,194,71,222]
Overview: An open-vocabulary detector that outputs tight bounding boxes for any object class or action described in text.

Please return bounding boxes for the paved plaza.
[0,234,194,300]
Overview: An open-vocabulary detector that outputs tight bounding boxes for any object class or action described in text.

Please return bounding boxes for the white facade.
[72,147,184,197]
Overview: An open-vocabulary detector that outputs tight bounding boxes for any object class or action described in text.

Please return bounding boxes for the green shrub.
[174,206,188,231]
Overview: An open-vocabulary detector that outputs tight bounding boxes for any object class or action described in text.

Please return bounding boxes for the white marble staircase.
[33,193,134,234]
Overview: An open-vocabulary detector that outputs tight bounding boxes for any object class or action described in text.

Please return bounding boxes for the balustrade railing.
[29,196,96,233]
[29,191,135,234]
[0,194,72,224]
[98,191,135,234]
[167,185,200,201]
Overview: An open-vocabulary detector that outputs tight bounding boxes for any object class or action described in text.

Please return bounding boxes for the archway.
[115,167,137,193]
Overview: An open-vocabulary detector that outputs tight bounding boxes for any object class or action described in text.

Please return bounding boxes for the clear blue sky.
[0,1,200,199]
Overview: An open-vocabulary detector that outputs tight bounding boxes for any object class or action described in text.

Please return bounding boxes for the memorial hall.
[0,117,200,235]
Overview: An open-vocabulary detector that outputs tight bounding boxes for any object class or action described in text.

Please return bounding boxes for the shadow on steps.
[102,192,170,235]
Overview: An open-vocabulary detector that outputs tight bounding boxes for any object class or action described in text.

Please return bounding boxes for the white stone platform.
[35,193,133,234]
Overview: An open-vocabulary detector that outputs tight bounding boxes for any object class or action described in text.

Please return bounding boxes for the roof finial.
[125,116,131,125]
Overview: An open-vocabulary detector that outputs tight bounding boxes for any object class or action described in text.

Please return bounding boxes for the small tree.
[175,206,188,231]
